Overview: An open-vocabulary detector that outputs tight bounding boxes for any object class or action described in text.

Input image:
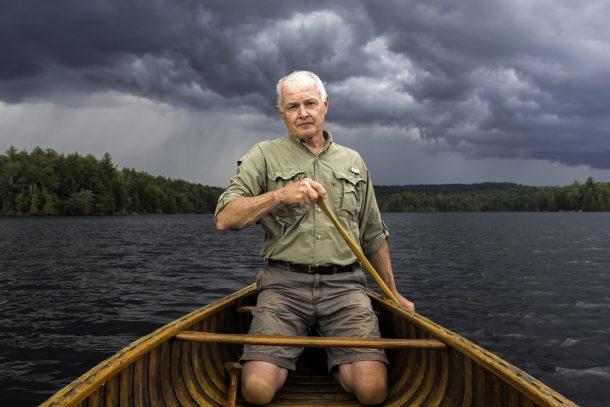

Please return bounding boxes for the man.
[215,71,414,405]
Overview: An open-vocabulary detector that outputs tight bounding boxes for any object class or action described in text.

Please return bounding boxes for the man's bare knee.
[240,361,287,405]
[241,376,276,405]
[353,378,388,405]
[336,361,388,406]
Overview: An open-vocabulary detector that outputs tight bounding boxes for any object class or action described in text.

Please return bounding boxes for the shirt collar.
[287,130,333,154]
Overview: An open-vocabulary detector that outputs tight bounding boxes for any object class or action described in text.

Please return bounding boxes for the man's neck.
[300,132,326,156]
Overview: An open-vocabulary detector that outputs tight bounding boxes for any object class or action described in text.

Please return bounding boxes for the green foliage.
[0,147,223,216]
[374,178,610,212]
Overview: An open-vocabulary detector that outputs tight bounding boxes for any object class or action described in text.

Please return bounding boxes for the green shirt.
[215,131,389,266]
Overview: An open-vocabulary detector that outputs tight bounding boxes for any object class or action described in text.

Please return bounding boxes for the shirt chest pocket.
[268,169,309,226]
[332,170,365,219]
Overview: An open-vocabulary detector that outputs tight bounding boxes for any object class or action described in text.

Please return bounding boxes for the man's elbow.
[216,212,242,231]
[216,200,252,230]
[215,214,230,231]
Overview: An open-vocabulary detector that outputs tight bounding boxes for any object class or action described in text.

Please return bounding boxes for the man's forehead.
[281,78,320,101]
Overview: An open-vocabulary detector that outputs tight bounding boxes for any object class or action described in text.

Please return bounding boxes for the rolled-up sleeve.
[358,167,390,258]
[214,146,266,221]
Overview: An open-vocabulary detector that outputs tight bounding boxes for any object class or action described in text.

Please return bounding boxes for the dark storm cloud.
[359,0,610,168]
[0,0,375,112]
[1,0,271,105]
[2,0,609,170]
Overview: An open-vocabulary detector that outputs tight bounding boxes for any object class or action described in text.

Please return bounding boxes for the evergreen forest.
[0,147,222,216]
[1,147,609,216]
[375,181,610,212]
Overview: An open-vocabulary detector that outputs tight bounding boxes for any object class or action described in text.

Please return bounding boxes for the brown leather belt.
[268,259,359,275]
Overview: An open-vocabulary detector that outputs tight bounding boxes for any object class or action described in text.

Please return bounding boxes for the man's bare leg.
[241,361,288,405]
[334,361,388,405]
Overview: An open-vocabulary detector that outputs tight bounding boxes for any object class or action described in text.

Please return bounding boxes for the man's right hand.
[216,178,327,230]
[275,178,327,207]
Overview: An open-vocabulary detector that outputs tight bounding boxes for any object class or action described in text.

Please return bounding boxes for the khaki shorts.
[241,265,388,371]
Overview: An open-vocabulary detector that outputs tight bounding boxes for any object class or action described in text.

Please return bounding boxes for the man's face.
[276,77,328,141]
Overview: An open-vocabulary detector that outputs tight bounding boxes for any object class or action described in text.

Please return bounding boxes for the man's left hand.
[394,292,415,313]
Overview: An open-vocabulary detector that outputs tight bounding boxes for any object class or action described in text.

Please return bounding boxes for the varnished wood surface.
[175,331,447,349]
[41,283,578,407]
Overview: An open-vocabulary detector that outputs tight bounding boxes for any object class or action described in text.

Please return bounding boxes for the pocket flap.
[268,169,305,182]
[333,169,365,186]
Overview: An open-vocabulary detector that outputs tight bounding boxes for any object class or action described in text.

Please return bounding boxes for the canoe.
[41,283,577,406]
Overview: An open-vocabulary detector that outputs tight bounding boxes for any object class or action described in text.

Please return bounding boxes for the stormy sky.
[1,0,609,187]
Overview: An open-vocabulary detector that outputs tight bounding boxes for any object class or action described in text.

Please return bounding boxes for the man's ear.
[276,105,284,119]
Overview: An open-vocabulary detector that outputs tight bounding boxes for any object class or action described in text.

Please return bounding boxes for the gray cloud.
[1,0,609,184]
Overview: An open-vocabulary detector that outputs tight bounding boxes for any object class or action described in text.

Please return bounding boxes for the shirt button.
[316,235,321,240]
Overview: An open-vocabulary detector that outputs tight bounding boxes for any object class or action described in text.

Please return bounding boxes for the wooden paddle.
[316,198,400,305]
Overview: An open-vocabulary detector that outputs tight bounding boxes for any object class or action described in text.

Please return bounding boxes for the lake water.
[1,213,609,406]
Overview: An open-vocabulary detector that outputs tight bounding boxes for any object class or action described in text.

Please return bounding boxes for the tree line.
[1,147,609,216]
[375,180,610,212]
[0,147,222,216]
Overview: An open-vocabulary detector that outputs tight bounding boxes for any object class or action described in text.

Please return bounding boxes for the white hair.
[276,70,327,108]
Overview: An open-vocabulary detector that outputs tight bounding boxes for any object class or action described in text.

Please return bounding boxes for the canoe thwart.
[175,331,448,349]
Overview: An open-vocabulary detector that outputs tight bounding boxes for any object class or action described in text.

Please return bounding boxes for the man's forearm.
[216,178,328,231]
[216,192,279,230]
[369,239,415,311]
[369,239,399,294]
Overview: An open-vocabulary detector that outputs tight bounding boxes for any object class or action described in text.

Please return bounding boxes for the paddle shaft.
[316,198,399,304]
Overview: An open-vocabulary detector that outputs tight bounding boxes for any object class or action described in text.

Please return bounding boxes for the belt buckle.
[307,265,314,274]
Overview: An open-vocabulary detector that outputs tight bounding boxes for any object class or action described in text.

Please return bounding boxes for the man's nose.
[298,104,309,118]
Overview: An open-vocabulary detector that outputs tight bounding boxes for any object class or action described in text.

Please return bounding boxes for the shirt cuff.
[362,221,390,258]
[214,192,240,221]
